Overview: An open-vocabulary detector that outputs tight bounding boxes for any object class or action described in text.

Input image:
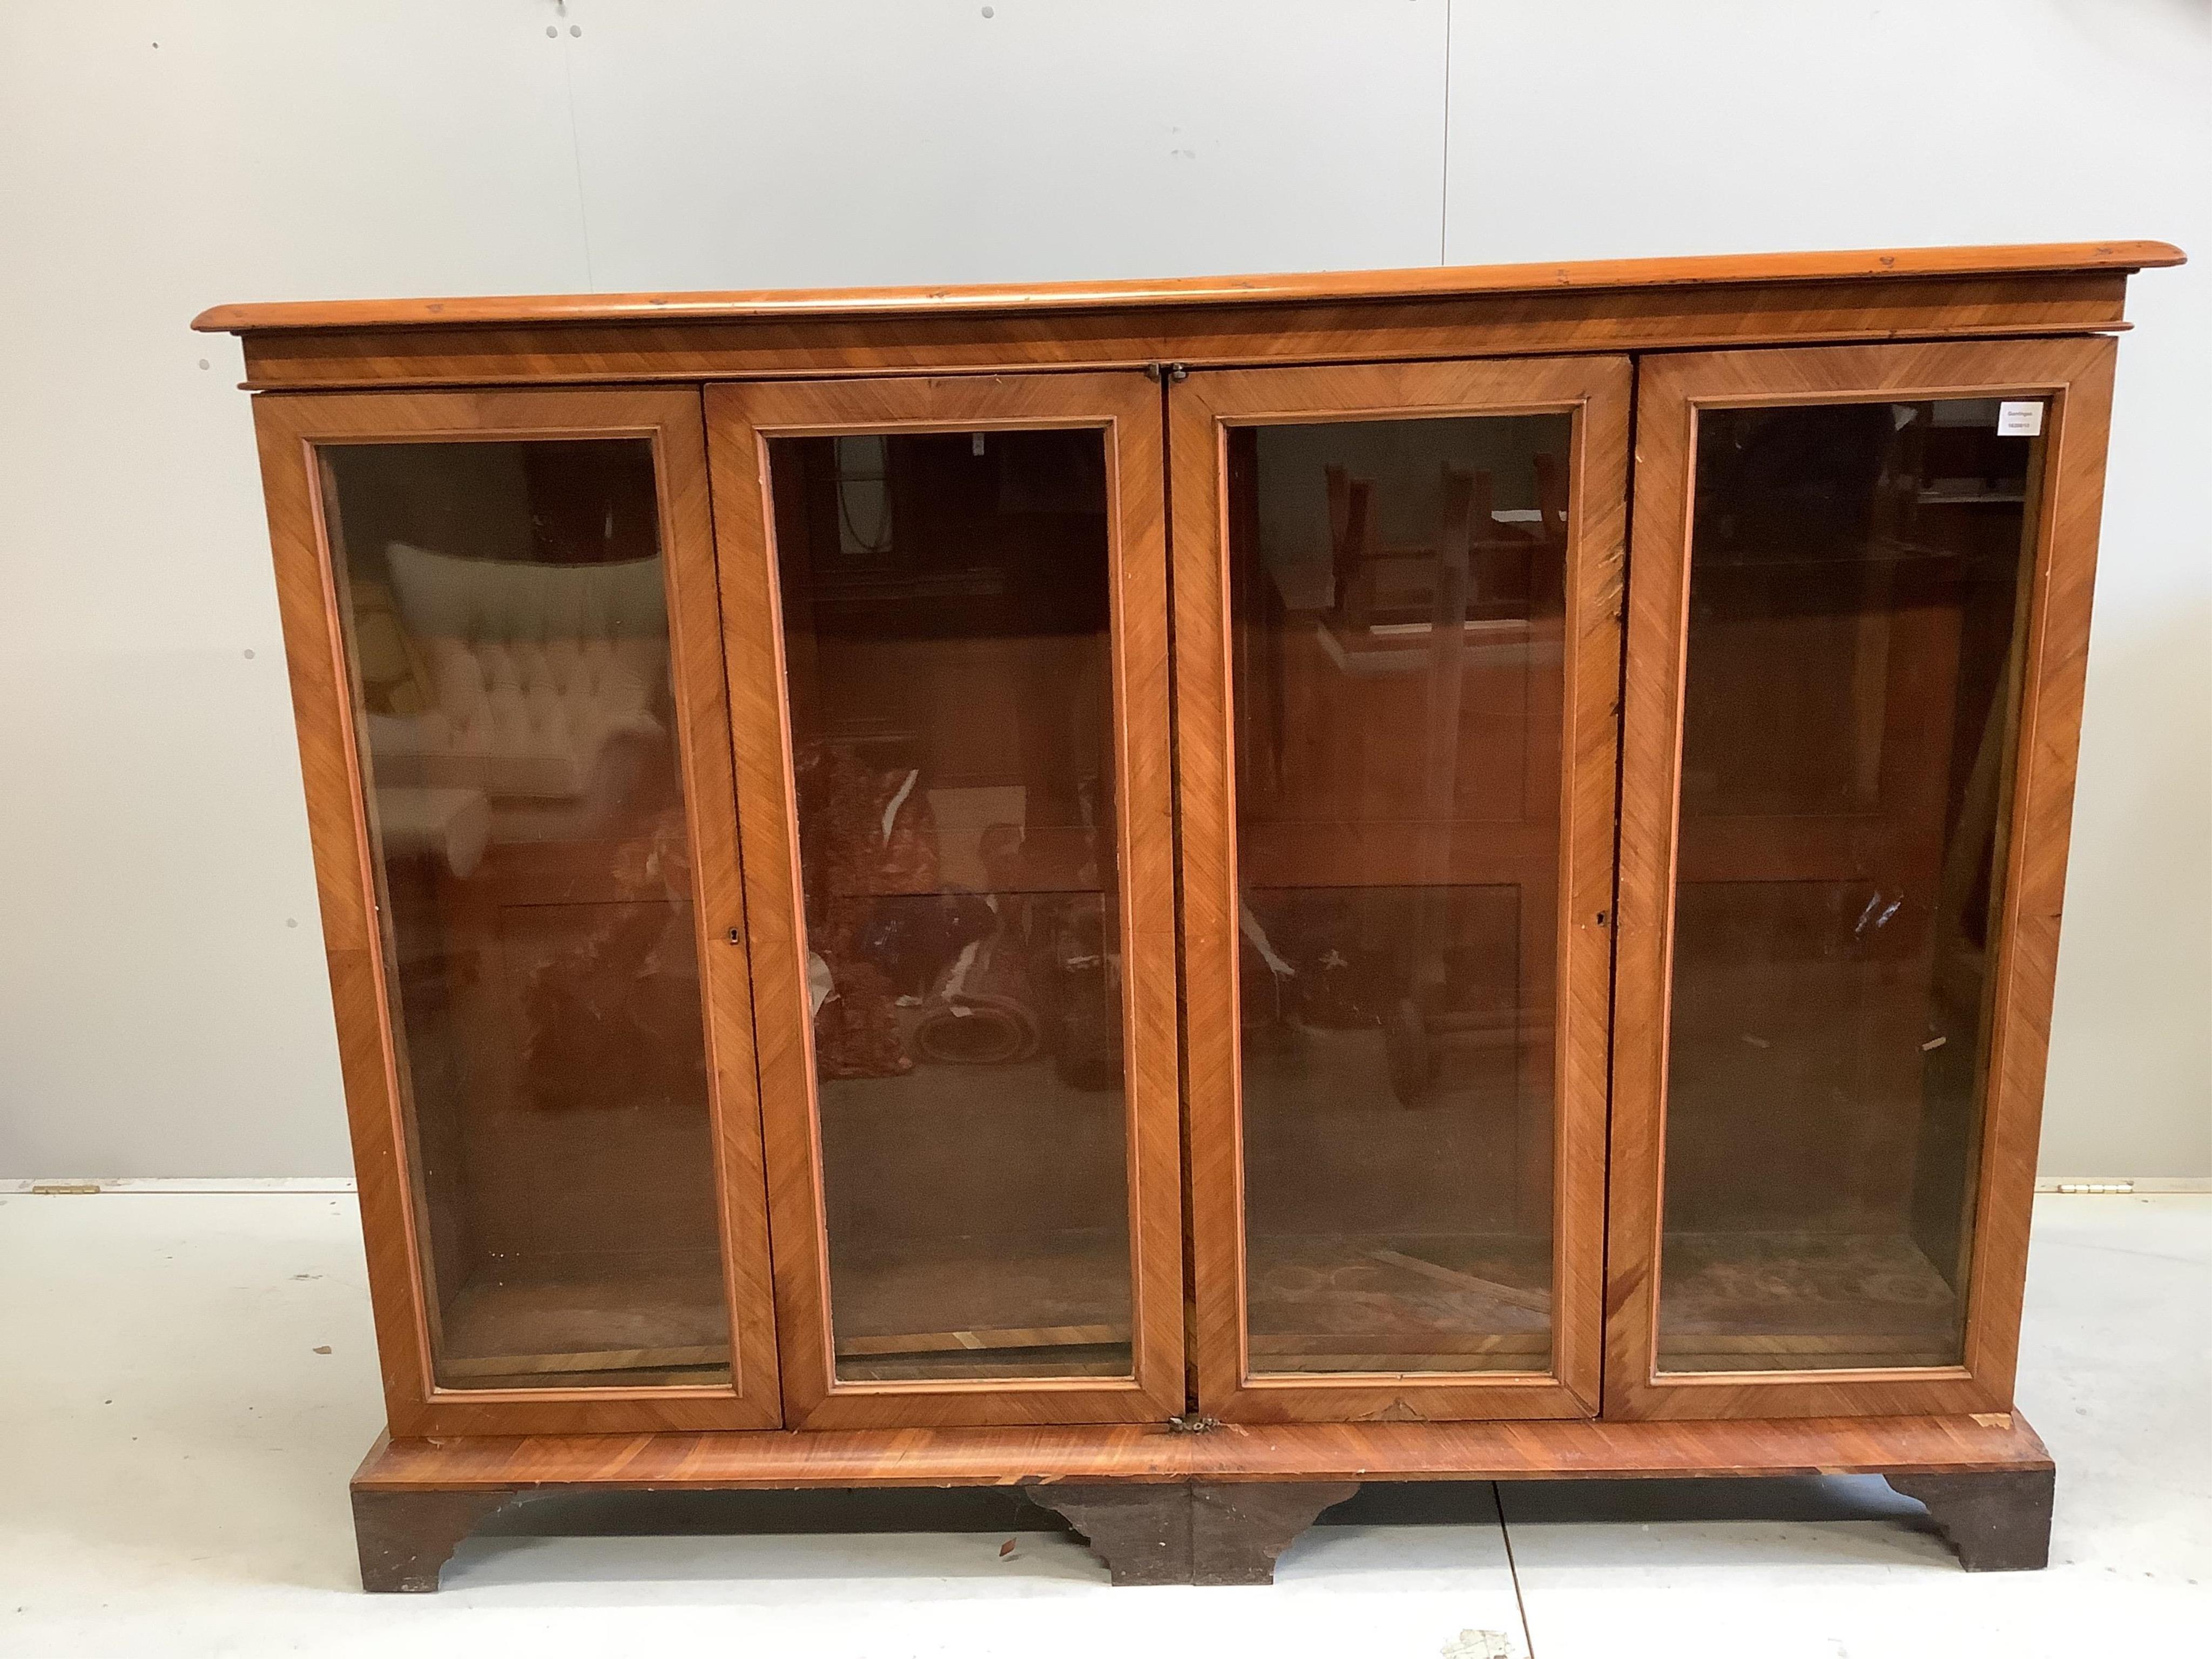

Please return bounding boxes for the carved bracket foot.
[1022,1480,1358,1586]
[1887,1468,2054,1571]
[1020,1482,1191,1584]
[1189,1481,1361,1584]
[351,1487,526,1592]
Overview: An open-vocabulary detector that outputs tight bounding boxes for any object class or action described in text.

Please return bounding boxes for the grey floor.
[1,1190,2205,1657]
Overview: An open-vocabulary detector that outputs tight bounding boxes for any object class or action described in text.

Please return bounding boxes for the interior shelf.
[1244,1233,1553,1374]
[1657,1231,1966,1373]
[827,1229,1134,1382]
[437,1258,732,1389]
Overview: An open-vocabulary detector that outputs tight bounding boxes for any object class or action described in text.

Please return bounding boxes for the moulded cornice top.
[192,240,2184,335]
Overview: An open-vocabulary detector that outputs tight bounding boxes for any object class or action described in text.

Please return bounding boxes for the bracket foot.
[1887,1468,2054,1570]
[1022,1479,1358,1585]
[351,1487,525,1592]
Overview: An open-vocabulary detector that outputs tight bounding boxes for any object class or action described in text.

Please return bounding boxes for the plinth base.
[352,1410,2054,1589]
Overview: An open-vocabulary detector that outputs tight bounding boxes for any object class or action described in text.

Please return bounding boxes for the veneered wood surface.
[239,245,2159,1459]
[350,1410,2052,1491]
[227,273,2137,391]
[704,371,1185,1429]
[1607,336,2120,1421]
[197,241,2181,333]
[252,388,781,1435]
[1169,355,1629,1424]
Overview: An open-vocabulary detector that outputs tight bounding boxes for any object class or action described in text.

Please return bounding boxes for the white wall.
[1,0,2203,1177]
[1444,1,2212,1179]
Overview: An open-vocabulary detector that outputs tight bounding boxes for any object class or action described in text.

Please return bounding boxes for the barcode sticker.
[1997,401,2045,437]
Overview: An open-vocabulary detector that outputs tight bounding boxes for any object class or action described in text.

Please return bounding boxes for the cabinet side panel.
[1959,337,2117,1401]
[252,398,439,1428]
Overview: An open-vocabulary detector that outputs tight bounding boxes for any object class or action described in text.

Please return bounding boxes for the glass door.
[253,388,781,1435]
[707,373,1183,1429]
[1608,337,2118,1419]
[1172,358,1630,1422]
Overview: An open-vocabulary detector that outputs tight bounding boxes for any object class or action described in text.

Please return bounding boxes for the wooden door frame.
[705,372,1186,1429]
[1170,355,1631,1423]
[1607,335,2119,1420]
[252,386,782,1435]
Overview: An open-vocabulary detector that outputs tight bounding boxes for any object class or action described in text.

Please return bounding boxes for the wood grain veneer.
[219,273,2137,392]
[351,1409,2053,1491]
[196,241,2181,334]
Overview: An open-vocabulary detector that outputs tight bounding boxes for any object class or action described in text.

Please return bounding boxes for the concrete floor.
[0,1191,2204,1657]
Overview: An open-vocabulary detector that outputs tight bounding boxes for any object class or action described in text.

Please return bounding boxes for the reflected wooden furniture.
[199,240,2179,1589]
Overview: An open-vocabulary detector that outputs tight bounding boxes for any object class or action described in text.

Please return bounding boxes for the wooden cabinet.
[200,240,2179,1588]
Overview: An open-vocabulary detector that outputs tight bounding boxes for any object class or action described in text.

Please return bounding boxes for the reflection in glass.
[1230,415,1573,1374]
[322,439,730,1390]
[1657,399,2046,1373]
[768,428,1134,1381]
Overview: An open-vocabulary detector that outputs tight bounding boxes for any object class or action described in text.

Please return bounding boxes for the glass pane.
[1230,415,1574,1374]
[768,428,1132,1382]
[1657,397,2046,1373]
[322,439,730,1391]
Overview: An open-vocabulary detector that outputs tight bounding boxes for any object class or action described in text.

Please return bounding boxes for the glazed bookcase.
[197,239,2181,1589]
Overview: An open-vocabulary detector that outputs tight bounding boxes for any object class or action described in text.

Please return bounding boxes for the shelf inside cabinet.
[437,1258,732,1389]
[830,1229,1134,1381]
[1657,1231,1966,1373]
[1245,1233,1553,1374]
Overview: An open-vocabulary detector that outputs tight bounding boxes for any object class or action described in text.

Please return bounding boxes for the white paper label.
[1997,401,2045,437]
